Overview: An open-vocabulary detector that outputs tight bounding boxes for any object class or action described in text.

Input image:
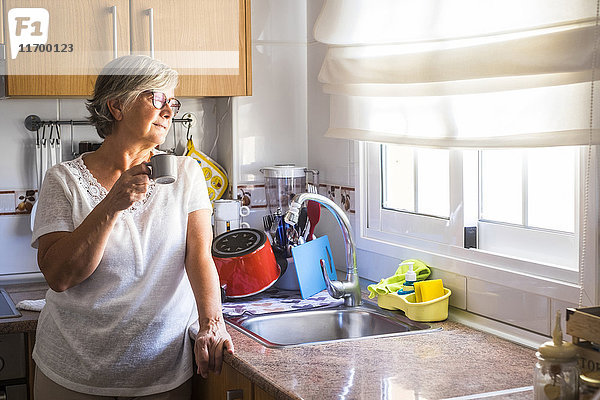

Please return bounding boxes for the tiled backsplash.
[236,182,355,215]
[321,184,355,214]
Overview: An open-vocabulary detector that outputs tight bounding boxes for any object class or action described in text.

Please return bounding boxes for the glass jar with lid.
[533,311,579,400]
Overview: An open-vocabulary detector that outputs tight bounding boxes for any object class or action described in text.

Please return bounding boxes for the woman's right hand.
[104,163,152,212]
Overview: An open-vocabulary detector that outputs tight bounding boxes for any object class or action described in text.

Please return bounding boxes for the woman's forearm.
[184,209,224,323]
[186,255,224,324]
[38,198,121,292]
[186,209,234,377]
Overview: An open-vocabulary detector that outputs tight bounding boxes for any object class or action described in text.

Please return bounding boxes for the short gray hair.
[86,55,178,138]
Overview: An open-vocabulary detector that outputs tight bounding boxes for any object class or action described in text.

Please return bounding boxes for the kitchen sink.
[0,289,21,319]
[225,300,441,348]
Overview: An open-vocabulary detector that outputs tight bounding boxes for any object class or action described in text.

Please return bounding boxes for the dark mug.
[144,154,177,184]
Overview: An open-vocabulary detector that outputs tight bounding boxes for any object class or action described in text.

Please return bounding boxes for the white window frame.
[356,142,599,306]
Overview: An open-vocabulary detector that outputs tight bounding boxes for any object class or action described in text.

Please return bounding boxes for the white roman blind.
[314,0,600,148]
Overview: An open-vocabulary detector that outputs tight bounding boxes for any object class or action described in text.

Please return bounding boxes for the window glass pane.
[417,148,449,217]
[528,147,576,232]
[382,145,450,218]
[480,149,523,224]
[382,145,414,212]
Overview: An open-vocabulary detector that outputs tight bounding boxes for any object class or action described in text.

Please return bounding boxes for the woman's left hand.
[194,317,234,378]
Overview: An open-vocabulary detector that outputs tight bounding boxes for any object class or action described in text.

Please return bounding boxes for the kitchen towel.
[221,288,343,317]
[367,259,431,299]
[16,299,46,312]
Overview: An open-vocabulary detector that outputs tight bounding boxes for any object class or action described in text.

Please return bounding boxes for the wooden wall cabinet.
[2,0,251,97]
[4,0,130,97]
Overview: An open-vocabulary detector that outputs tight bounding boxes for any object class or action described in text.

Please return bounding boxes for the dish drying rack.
[24,113,196,158]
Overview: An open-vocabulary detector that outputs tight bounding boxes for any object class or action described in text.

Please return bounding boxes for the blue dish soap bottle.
[397,262,417,295]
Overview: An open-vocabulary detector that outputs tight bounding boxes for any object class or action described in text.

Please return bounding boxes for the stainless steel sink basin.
[225,300,440,348]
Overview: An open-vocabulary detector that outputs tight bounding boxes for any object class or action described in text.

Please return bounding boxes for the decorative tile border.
[319,184,355,214]
[236,184,267,209]
[0,189,37,216]
[235,183,355,215]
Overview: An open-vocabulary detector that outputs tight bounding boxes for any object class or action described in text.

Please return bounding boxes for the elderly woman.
[31,55,233,399]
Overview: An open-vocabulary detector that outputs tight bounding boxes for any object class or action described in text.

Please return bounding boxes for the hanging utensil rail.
[25,114,194,157]
[24,114,194,132]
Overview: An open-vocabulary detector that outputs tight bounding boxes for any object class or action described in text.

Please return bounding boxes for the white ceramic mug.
[213,199,251,237]
[144,154,177,184]
[213,199,250,220]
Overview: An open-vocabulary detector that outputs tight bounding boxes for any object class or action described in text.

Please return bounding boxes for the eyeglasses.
[149,91,181,116]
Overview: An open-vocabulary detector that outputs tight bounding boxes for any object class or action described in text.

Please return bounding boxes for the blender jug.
[260,164,319,213]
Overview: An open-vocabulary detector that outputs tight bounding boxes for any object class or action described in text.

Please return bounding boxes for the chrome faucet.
[284,193,361,306]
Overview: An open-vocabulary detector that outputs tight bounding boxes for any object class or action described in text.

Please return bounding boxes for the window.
[316,0,599,306]
[364,142,582,283]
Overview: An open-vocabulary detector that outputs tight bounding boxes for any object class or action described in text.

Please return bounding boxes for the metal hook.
[70,120,75,157]
[41,124,47,146]
[48,123,55,145]
[55,122,61,144]
[186,122,192,141]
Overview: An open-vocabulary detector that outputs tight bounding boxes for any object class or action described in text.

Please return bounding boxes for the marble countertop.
[222,314,536,400]
[1,282,537,399]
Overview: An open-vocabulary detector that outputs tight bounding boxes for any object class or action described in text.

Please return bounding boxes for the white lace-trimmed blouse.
[31,153,211,397]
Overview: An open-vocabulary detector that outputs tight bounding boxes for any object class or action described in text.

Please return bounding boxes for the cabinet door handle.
[147,8,155,58]
[110,5,118,59]
[226,389,244,400]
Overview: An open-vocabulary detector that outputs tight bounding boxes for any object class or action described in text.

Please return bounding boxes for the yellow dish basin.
[377,288,451,322]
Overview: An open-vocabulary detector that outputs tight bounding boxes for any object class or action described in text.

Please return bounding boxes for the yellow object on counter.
[377,288,451,322]
[414,279,445,303]
[367,259,430,299]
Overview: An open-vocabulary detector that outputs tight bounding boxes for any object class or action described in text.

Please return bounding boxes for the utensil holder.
[274,257,300,291]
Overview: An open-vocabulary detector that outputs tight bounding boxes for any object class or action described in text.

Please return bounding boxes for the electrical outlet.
[14,189,37,214]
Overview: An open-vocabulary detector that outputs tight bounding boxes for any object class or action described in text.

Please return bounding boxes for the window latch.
[464,226,477,249]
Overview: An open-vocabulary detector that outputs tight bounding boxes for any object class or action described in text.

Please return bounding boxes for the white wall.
[306,0,358,270]
[307,2,354,188]
[227,0,309,187]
